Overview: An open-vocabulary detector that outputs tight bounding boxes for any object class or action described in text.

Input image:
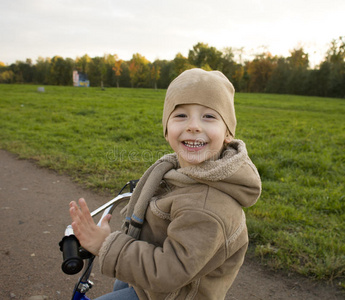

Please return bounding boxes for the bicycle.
[59,180,138,300]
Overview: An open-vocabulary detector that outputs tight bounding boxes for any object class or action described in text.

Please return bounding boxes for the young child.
[69,68,261,300]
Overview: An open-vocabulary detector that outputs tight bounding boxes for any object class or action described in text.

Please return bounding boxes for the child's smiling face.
[165,104,232,168]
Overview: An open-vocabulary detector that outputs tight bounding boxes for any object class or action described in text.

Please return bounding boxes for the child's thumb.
[101,214,112,227]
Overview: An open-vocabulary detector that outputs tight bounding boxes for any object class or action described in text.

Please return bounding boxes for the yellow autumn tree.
[129,53,150,88]
[112,54,123,88]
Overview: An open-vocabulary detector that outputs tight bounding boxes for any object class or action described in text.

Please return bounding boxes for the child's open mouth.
[182,141,207,148]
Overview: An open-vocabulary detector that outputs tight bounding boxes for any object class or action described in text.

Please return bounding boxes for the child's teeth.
[184,141,205,147]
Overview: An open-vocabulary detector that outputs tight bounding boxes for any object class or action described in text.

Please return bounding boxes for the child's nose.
[186,118,201,132]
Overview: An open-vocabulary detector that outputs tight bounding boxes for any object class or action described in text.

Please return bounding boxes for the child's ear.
[224,132,232,144]
[165,133,169,142]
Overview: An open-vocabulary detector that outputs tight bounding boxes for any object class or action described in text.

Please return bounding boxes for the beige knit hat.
[162,68,236,137]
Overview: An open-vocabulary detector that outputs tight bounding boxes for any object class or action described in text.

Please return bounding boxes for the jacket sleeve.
[99,208,226,293]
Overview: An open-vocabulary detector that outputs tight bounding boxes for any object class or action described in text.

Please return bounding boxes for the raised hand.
[69,198,111,256]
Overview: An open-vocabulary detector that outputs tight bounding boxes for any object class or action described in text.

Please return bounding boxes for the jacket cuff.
[98,231,134,277]
[98,231,121,277]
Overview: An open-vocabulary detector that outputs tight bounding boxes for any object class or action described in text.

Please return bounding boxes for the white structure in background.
[73,70,90,87]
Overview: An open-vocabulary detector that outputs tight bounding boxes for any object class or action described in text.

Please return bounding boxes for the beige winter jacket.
[99,140,261,300]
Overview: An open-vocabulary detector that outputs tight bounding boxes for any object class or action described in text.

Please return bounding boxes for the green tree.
[188,42,222,70]
[304,66,327,97]
[75,54,91,74]
[88,56,103,87]
[326,36,345,64]
[287,48,309,69]
[11,59,34,83]
[33,57,51,84]
[49,56,74,85]
[102,54,116,88]
[86,55,115,88]
[221,47,244,91]
[246,52,277,93]
[156,59,174,89]
[118,61,131,88]
[0,65,15,83]
[286,48,309,95]
[266,57,289,94]
[150,61,161,89]
[324,36,345,97]
[173,53,192,76]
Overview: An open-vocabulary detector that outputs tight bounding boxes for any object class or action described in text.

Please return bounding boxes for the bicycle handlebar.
[59,181,137,279]
[59,233,84,275]
[59,180,137,299]
[59,192,132,275]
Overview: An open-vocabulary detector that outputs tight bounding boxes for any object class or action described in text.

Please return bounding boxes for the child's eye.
[175,113,187,118]
[204,114,216,119]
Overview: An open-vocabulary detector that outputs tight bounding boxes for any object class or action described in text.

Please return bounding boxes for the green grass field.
[1,84,344,287]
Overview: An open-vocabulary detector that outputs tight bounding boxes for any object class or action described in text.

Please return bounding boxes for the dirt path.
[0,150,343,300]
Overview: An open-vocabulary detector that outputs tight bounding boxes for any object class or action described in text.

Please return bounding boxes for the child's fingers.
[78,198,94,224]
[69,206,81,228]
[69,202,78,218]
[78,198,90,216]
[69,200,77,208]
[69,205,89,239]
[69,201,79,215]
[69,200,86,225]
[71,220,80,236]
[78,198,88,210]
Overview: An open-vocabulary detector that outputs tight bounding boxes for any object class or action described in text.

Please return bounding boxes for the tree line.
[1,37,344,98]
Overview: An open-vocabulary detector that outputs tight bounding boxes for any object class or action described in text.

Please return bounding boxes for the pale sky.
[1,0,344,67]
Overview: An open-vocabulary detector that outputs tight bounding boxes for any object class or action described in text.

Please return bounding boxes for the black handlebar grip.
[59,235,84,275]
